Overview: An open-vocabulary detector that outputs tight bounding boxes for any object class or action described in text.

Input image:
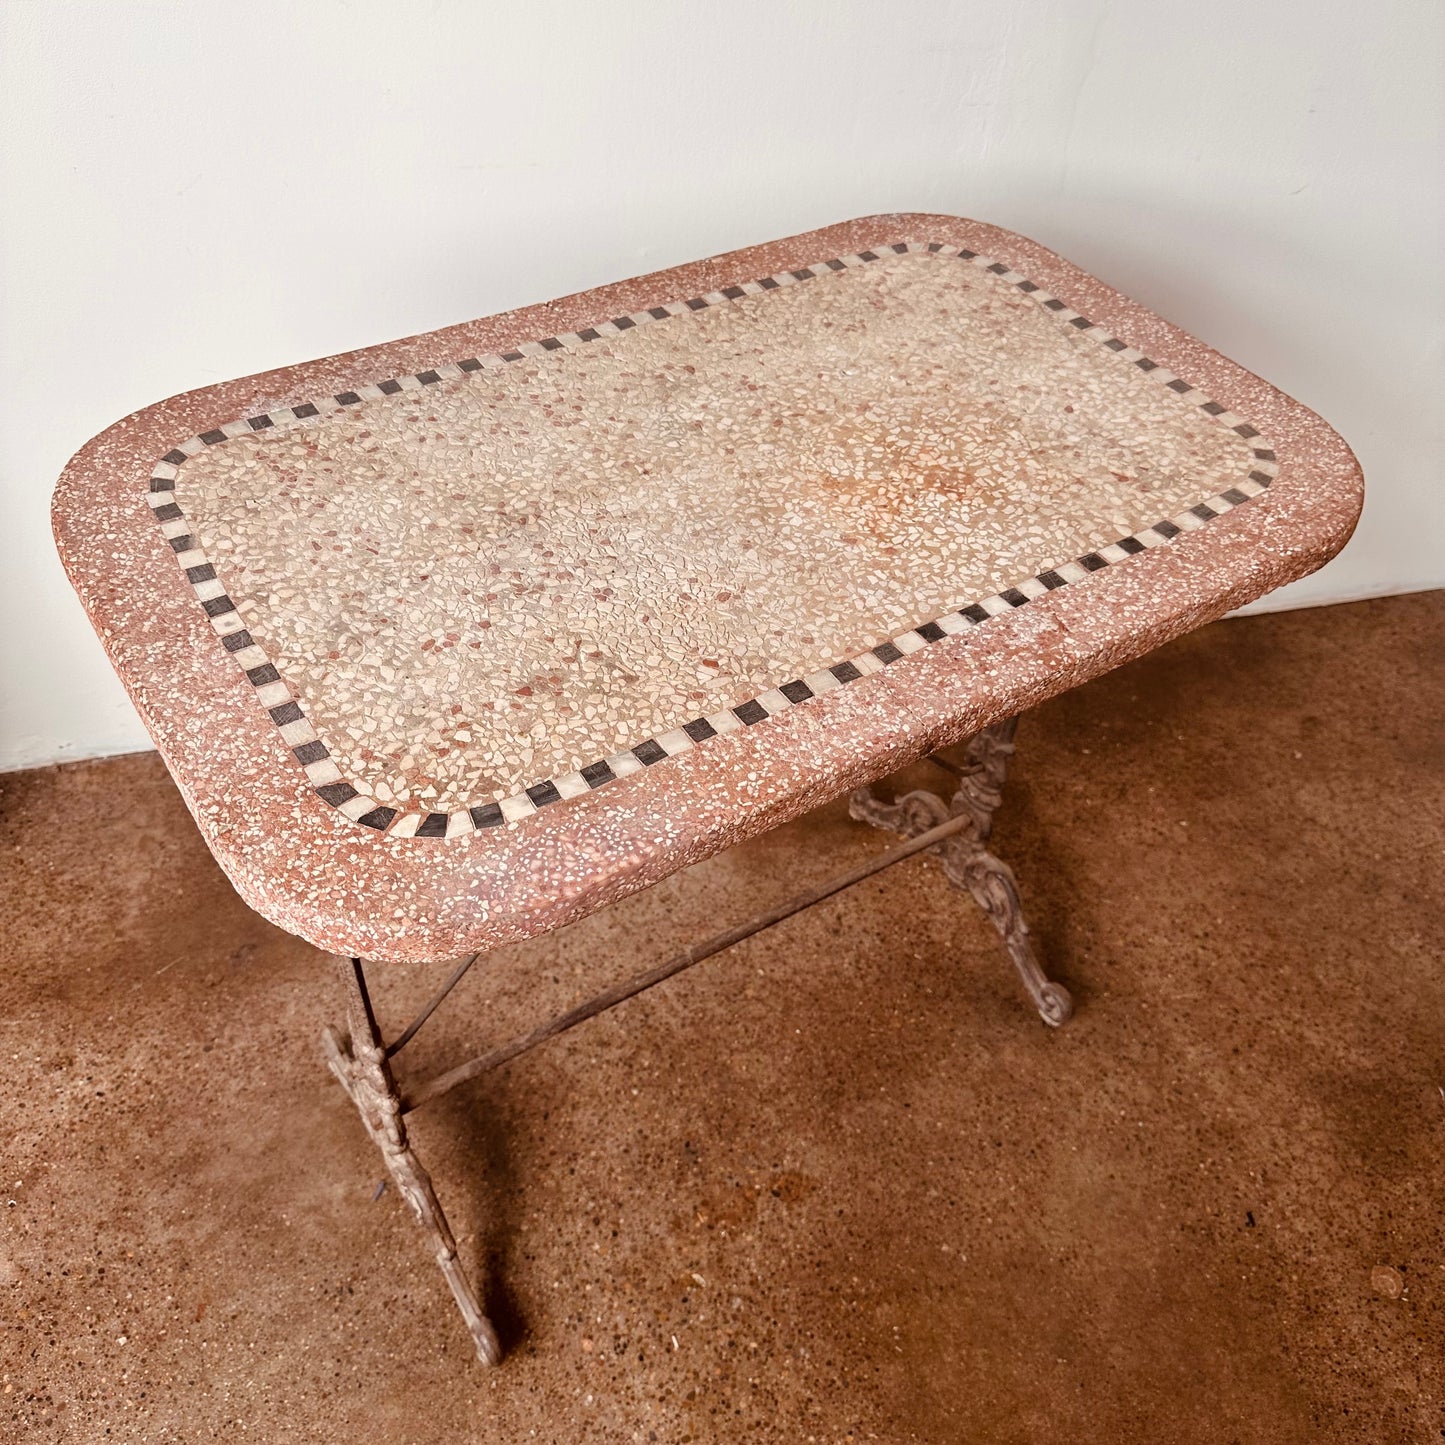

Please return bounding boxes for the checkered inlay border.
[145,242,1278,838]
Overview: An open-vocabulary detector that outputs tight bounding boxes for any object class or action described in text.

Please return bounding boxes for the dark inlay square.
[1078,552,1108,571]
[1070,316,1093,329]
[873,641,903,664]
[149,476,176,492]
[987,262,1009,273]
[470,801,505,828]
[525,780,563,808]
[293,739,328,765]
[292,402,320,418]
[825,259,845,270]
[961,602,990,622]
[378,379,404,394]
[358,806,398,831]
[416,811,450,837]
[334,391,362,406]
[915,620,947,642]
[199,429,226,445]
[611,315,637,329]
[417,368,443,382]
[685,297,709,311]
[316,780,358,806]
[958,249,977,259]
[269,701,303,725]
[1249,470,1274,485]
[683,717,718,742]
[501,351,524,362]
[1018,280,1040,292]
[221,629,254,652]
[185,563,216,584]
[580,759,616,787]
[1134,357,1159,371]
[246,663,281,687]
[858,250,879,262]
[791,269,814,281]
[733,699,769,726]
[926,242,943,252]
[1201,400,1226,415]
[779,679,814,703]
[721,286,746,299]
[1043,298,1066,310]
[1235,423,1260,438]
[1001,587,1030,607]
[153,502,183,522]
[891,243,910,253]
[1190,503,1217,521]
[633,737,668,764]
[538,339,563,352]
[1117,535,1147,555]
[1037,569,1067,589]
[163,449,188,465]
[830,660,862,683]
[458,358,483,372]
[247,416,274,430]
[1103,338,1127,351]
[757,276,781,289]
[200,594,235,617]
[648,306,671,320]
[168,535,195,552]
[1221,487,1249,506]
[577,328,601,342]
[1167,378,1192,392]
[1152,519,1182,539]
[1253,447,1276,461]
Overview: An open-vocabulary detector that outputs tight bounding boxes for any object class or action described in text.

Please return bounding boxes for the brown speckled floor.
[2,592,1441,1443]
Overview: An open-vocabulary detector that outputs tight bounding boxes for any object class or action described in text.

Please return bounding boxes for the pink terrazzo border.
[53,214,1362,963]
[144,241,1278,841]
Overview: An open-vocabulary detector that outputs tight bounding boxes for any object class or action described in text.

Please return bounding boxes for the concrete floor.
[2,591,1441,1443]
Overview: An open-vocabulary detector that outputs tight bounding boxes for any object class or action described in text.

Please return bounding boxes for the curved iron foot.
[850,718,1073,1027]
[950,853,1073,1028]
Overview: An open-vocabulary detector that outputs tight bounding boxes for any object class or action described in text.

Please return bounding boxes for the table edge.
[51,212,1364,964]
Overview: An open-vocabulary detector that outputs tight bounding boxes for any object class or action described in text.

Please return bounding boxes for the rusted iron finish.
[324,956,501,1366]
[400,809,978,1114]
[325,716,1068,1364]
[850,718,1073,1027]
[384,949,481,1058]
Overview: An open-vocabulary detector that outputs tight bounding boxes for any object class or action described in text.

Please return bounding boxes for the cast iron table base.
[324,717,1069,1366]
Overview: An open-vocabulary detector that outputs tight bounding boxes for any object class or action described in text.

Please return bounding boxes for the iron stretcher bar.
[398,807,974,1114]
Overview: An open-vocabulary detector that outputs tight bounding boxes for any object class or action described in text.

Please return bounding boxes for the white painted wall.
[2,1,1440,771]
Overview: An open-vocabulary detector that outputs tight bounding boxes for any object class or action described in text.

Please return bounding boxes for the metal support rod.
[926,752,983,779]
[400,808,976,1114]
[384,951,481,1058]
[346,954,382,1039]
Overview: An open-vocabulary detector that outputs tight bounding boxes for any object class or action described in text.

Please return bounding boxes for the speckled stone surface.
[52,215,1362,963]
[3,594,1440,1441]
[167,248,1261,827]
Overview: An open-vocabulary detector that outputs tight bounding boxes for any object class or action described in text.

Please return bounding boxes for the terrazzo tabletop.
[53,214,1362,964]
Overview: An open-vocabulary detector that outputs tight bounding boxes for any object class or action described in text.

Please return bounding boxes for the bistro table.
[53,214,1362,1365]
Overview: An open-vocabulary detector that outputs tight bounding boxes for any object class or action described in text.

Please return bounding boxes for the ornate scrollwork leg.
[324,957,502,1365]
[850,718,1073,1027]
